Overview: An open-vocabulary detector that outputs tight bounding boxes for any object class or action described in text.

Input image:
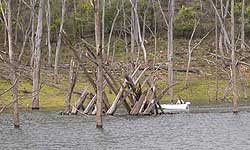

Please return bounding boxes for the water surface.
[1,106,250,150]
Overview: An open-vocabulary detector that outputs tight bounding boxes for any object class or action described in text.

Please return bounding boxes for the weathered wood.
[125,75,141,102]
[32,0,45,110]
[125,67,147,105]
[92,105,97,115]
[103,92,110,110]
[106,65,141,115]
[71,89,88,114]
[103,73,118,95]
[83,95,96,114]
[54,0,67,83]
[106,84,125,115]
[139,86,154,114]
[65,58,77,113]
[130,90,147,115]
[143,83,176,115]
[122,98,132,113]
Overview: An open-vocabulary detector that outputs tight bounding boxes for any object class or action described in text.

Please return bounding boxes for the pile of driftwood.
[61,33,173,116]
[63,54,173,116]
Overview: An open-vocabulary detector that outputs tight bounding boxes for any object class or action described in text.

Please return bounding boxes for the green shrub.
[234,2,250,36]
[174,6,197,38]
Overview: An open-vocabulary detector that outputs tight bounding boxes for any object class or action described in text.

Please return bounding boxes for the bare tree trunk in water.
[168,0,174,102]
[240,0,247,99]
[46,0,52,67]
[231,0,238,113]
[1,0,20,128]
[54,0,66,83]
[32,0,44,109]
[94,0,103,128]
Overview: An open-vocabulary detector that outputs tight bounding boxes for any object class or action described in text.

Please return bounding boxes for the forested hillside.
[1,0,250,127]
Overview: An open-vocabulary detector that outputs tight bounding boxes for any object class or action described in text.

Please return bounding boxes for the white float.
[161,101,191,113]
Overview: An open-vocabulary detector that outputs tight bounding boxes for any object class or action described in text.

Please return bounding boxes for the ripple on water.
[1,108,250,150]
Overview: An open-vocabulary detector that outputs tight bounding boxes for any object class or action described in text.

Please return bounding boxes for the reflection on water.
[1,107,250,150]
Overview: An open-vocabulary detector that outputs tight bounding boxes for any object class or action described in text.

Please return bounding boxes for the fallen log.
[71,89,88,114]
[106,65,141,115]
[83,95,96,114]
[143,83,177,115]
[145,65,202,74]
[130,90,147,115]
[139,86,155,114]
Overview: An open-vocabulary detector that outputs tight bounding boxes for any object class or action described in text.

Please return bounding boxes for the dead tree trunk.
[30,0,37,68]
[152,0,157,67]
[71,89,88,114]
[0,0,20,128]
[65,58,77,114]
[231,0,238,113]
[102,0,105,56]
[130,0,148,64]
[46,0,52,67]
[241,0,245,50]
[168,0,175,102]
[122,0,129,64]
[32,0,44,110]
[215,0,219,101]
[237,65,247,99]
[84,95,96,114]
[94,0,103,128]
[14,0,21,45]
[184,20,198,86]
[54,0,66,83]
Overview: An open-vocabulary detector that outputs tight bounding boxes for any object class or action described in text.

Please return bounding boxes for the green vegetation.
[174,6,197,38]
[1,0,250,113]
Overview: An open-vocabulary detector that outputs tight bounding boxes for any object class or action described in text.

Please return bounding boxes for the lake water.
[1,106,250,150]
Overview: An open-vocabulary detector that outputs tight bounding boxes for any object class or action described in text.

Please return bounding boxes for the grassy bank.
[1,74,250,112]
[1,37,250,112]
